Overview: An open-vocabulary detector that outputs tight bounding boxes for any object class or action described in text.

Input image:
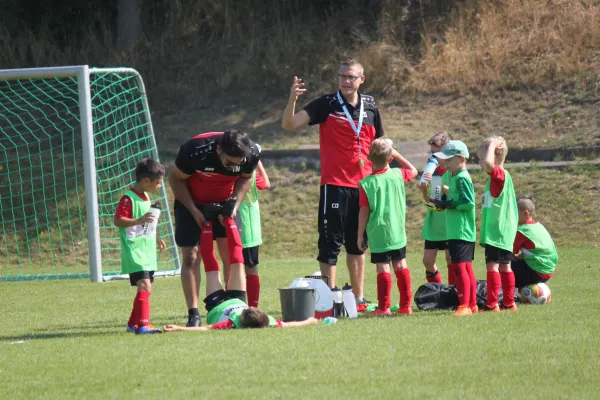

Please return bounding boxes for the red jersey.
[174,132,261,204]
[304,91,384,188]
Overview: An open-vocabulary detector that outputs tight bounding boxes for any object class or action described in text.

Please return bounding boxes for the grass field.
[1,247,599,399]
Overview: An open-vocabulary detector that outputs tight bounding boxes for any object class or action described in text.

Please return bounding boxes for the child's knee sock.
[222,217,244,264]
[454,263,470,307]
[501,271,516,306]
[246,275,260,307]
[486,270,501,308]
[377,272,392,310]
[200,222,220,272]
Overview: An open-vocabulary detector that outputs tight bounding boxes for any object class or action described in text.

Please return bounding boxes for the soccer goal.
[0,65,181,282]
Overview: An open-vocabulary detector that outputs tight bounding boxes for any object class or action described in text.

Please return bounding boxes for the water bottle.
[145,201,161,236]
[332,287,344,318]
[419,156,439,186]
[323,317,338,325]
[342,283,358,319]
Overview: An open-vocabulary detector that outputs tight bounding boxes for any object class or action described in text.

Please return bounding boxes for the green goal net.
[0,66,180,281]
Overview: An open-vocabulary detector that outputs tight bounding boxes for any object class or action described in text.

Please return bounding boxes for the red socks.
[426,270,443,284]
[501,271,516,307]
[466,262,477,309]
[246,275,260,307]
[447,264,456,285]
[377,272,392,310]
[394,268,412,309]
[453,263,470,308]
[222,217,244,264]
[486,270,501,308]
[200,222,220,272]
[130,290,150,327]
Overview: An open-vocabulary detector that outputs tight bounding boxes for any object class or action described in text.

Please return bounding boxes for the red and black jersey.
[175,132,261,204]
[304,91,384,188]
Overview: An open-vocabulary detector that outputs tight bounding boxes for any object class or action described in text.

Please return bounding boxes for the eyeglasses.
[337,74,362,82]
[220,152,245,169]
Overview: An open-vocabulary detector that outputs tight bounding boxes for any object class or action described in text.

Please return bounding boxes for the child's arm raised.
[391,150,418,181]
[481,138,501,174]
[255,160,271,190]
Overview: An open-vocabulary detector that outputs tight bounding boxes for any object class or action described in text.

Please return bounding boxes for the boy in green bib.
[357,138,418,316]
[477,137,518,312]
[418,132,454,285]
[430,140,478,316]
[236,160,271,308]
[512,195,558,288]
[163,268,318,332]
[114,158,166,334]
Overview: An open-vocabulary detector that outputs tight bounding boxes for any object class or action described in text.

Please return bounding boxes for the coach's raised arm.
[167,130,260,327]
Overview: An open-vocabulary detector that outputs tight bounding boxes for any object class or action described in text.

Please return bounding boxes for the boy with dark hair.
[430,140,478,316]
[357,139,418,316]
[512,195,558,288]
[114,158,167,334]
[162,265,318,332]
[477,137,519,312]
[419,131,454,284]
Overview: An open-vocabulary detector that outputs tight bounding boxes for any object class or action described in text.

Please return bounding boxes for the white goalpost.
[0,65,181,282]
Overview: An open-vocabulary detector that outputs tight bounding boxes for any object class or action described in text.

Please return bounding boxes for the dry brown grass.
[415,0,600,92]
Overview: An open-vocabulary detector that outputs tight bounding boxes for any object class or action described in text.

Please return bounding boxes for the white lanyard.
[337,91,364,152]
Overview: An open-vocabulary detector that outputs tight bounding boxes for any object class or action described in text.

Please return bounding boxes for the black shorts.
[174,200,226,247]
[484,244,512,264]
[243,246,259,267]
[447,240,475,263]
[512,259,550,288]
[424,240,448,250]
[204,289,247,312]
[129,270,154,286]
[371,247,406,264]
[317,184,366,265]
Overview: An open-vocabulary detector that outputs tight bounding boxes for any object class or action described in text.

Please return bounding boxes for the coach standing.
[282,59,406,309]
[168,130,260,327]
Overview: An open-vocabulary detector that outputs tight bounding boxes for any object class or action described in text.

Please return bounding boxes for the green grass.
[1,247,599,399]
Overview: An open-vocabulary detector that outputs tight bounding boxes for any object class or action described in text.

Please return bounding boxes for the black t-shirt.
[175,132,260,203]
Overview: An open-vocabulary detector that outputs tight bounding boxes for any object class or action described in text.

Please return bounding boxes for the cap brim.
[433,152,453,160]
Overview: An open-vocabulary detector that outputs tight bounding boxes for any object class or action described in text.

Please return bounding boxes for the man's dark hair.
[221,130,252,159]
[240,307,270,329]
[135,158,165,182]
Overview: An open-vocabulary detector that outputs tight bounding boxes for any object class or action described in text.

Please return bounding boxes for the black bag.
[476,279,521,308]
[414,283,459,310]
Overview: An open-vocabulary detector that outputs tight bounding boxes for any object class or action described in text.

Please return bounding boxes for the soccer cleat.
[397,307,413,315]
[453,306,473,316]
[135,325,162,335]
[479,305,501,313]
[501,303,519,311]
[356,298,371,313]
[470,305,479,314]
[126,324,137,333]
[366,308,392,317]
[186,314,202,327]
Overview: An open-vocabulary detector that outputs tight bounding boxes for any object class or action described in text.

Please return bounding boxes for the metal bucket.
[278,287,316,322]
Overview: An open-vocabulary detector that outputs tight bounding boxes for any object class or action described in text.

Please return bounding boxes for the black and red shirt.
[175,132,260,204]
[304,91,384,188]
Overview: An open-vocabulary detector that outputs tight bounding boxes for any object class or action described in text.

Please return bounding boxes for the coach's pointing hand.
[289,76,307,101]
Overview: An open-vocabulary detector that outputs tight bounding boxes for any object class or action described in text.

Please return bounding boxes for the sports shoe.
[126,324,137,333]
[397,307,413,315]
[186,314,202,327]
[356,298,372,313]
[454,306,473,316]
[135,325,162,334]
[366,308,392,317]
[470,305,479,313]
[479,305,500,313]
[501,303,518,311]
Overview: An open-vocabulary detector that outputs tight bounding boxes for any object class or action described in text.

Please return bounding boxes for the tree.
[116,0,144,49]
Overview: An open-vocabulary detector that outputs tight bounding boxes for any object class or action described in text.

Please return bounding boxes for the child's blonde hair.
[428,131,453,148]
[368,138,393,164]
[517,195,535,214]
[478,136,508,162]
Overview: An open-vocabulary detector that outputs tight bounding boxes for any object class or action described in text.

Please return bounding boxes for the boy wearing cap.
[430,140,478,316]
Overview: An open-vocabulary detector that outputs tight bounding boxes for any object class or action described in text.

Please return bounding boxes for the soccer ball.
[521,283,552,304]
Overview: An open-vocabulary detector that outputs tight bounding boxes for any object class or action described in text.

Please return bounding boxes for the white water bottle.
[332,287,344,318]
[146,201,161,236]
[419,156,439,186]
[342,283,358,319]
